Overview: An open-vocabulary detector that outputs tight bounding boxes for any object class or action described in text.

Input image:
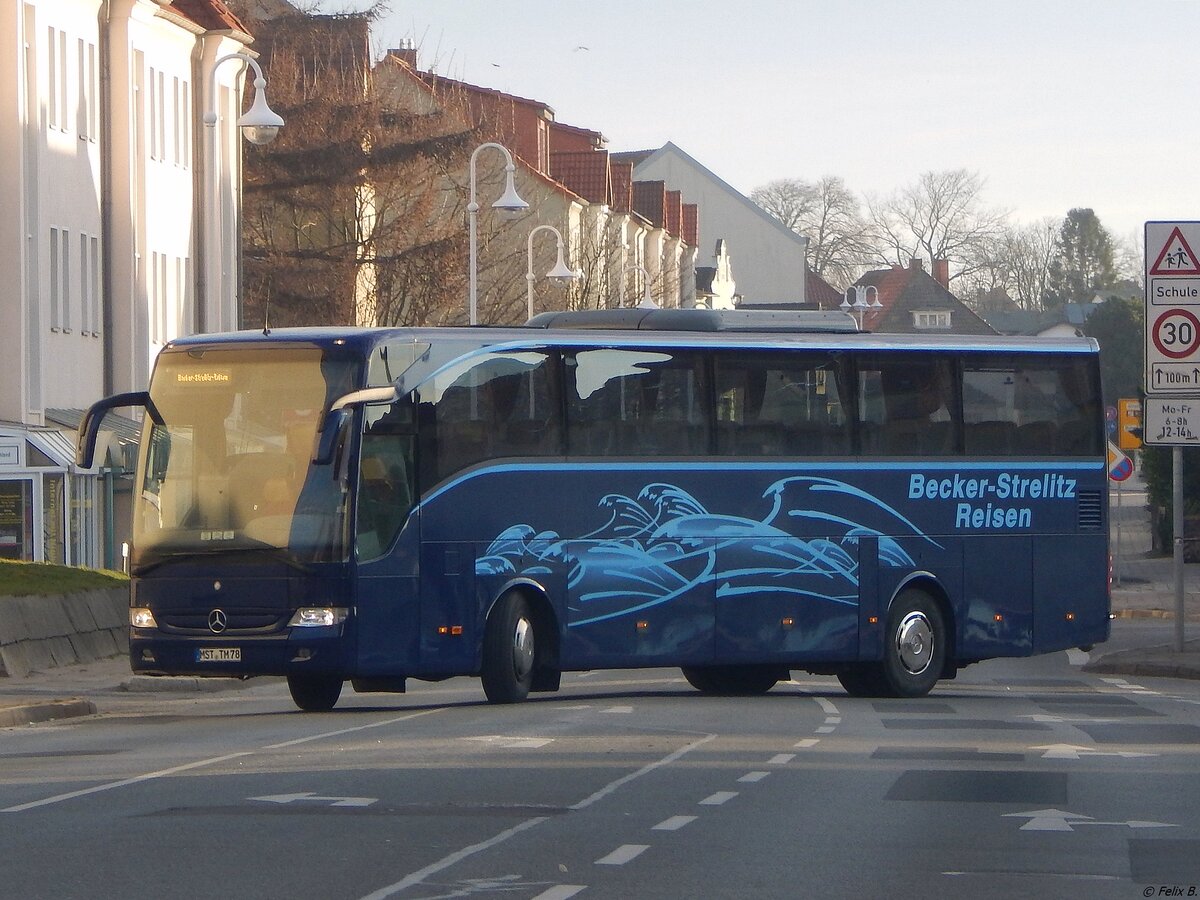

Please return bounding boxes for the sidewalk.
[3,471,1198,728]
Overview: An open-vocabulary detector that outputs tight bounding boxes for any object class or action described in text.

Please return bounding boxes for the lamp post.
[202,53,284,143]
[202,53,283,333]
[840,284,881,329]
[525,225,580,320]
[468,142,529,325]
[624,264,657,309]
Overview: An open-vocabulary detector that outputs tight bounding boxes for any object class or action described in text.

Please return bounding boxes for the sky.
[316,0,1199,245]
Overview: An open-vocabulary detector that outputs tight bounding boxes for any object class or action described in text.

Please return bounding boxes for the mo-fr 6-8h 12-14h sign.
[1146,221,1200,395]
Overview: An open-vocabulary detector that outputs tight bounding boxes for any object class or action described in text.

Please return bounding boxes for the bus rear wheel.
[681,665,780,695]
[481,593,536,704]
[287,673,343,711]
[879,589,946,698]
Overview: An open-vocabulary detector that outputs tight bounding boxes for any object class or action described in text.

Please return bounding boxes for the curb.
[0,699,97,728]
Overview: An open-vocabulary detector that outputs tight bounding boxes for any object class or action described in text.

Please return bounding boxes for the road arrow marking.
[249,792,376,808]
[1003,808,1176,832]
[1033,743,1158,760]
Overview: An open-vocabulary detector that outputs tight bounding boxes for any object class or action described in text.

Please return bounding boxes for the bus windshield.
[132,346,359,570]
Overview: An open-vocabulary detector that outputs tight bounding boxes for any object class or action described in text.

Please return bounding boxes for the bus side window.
[714,351,848,457]
[859,355,959,457]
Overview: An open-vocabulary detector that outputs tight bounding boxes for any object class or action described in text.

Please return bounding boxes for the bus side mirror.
[314,385,399,467]
[76,391,154,468]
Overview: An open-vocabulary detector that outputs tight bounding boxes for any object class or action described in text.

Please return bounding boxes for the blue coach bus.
[78,309,1109,710]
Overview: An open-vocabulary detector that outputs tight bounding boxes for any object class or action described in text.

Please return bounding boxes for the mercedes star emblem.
[208,609,228,634]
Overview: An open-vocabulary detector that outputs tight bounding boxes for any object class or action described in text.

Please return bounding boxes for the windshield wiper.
[133,543,313,575]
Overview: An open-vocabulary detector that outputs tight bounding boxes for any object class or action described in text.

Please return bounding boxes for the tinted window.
[962,354,1101,456]
[714,351,849,456]
[565,349,710,456]
[417,350,561,486]
[857,354,960,456]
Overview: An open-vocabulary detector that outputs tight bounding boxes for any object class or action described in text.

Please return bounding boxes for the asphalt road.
[2,638,1199,900]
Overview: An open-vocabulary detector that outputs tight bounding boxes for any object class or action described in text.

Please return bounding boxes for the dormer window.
[913,310,952,329]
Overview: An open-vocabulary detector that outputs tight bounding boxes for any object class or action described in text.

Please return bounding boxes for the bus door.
[353,396,421,676]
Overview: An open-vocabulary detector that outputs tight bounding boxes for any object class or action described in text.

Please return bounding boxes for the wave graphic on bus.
[476,477,942,627]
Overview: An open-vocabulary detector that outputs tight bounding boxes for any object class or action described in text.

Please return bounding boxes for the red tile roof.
[171,0,250,34]
[633,181,666,229]
[610,163,634,213]
[682,204,698,246]
[806,269,843,309]
[550,151,610,205]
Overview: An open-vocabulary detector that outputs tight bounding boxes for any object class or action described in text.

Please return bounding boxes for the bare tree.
[866,169,1008,283]
[751,175,873,290]
[231,5,484,329]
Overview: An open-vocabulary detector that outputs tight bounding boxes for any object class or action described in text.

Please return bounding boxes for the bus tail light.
[131,608,158,629]
[288,607,350,627]
[436,625,463,636]
[636,621,650,633]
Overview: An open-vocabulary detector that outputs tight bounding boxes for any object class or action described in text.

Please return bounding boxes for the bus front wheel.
[879,589,946,698]
[481,593,536,704]
[287,673,343,711]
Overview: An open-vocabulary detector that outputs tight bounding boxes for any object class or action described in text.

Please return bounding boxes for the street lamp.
[468,142,529,325]
[202,53,284,144]
[624,264,657,309]
[526,225,580,320]
[840,284,881,329]
[202,53,283,333]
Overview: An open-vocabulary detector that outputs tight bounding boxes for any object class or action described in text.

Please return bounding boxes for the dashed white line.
[824,716,842,726]
[815,698,840,715]
[794,738,820,749]
[602,706,634,714]
[767,753,796,765]
[738,771,770,783]
[531,887,586,900]
[816,726,836,734]
[699,791,738,806]
[653,815,697,831]
[596,844,649,866]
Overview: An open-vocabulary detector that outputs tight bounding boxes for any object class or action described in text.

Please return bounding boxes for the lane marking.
[816,726,836,734]
[815,698,840,715]
[737,771,770,783]
[359,817,549,900]
[569,734,716,812]
[2,752,254,813]
[794,739,820,749]
[464,735,554,749]
[532,887,587,900]
[824,716,842,726]
[767,753,795,765]
[699,791,738,806]
[601,706,634,715]
[653,815,697,831]
[360,733,717,899]
[595,844,649,866]
[5,708,443,813]
[1066,648,1089,666]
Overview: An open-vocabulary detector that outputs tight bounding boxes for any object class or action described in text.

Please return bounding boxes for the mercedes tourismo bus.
[77,309,1110,711]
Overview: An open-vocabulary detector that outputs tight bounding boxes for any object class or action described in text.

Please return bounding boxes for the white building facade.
[621,142,807,307]
[0,0,253,568]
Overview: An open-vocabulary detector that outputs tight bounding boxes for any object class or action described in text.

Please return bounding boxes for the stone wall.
[0,587,129,677]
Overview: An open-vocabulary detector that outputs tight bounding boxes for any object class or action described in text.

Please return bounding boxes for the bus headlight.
[288,607,350,628]
[130,608,158,629]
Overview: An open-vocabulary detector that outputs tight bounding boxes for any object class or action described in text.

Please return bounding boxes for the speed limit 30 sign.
[1146,222,1200,394]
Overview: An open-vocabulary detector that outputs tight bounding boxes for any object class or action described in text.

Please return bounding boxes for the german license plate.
[196,647,241,662]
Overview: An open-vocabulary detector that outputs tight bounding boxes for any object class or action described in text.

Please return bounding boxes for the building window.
[49,226,69,332]
[912,310,952,329]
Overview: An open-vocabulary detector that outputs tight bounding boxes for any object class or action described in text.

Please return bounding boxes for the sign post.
[1144,221,1200,652]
